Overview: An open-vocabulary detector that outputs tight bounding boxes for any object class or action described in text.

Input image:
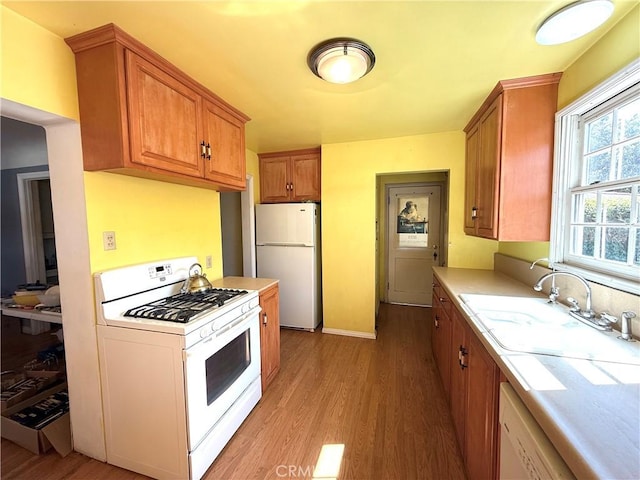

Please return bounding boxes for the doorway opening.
[1,98,104,459]
[17,173,58,286]
[377,172,449,308]
[220,174,256,278]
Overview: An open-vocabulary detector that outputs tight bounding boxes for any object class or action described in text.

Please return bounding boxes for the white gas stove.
[94,257,262,480]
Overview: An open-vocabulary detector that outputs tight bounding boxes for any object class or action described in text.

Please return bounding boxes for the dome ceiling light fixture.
[307,38,375,84]
[535,0,614,45]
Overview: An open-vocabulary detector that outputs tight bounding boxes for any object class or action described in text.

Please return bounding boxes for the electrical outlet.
[103,231,116,251]
[205,255,212,269]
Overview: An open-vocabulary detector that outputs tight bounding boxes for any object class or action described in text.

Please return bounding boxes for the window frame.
[550,58,640,295]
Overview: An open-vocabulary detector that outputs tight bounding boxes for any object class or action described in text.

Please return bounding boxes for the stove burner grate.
[124,288,248,323]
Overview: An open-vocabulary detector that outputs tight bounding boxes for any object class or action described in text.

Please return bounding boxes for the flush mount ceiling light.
[307,38,375,84]
[535,0,614,45]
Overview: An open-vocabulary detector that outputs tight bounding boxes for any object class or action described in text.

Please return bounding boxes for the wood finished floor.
[1,304,466,480]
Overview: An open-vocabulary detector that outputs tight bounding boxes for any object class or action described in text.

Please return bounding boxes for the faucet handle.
[598,312,617,329]
[566,297,580,312]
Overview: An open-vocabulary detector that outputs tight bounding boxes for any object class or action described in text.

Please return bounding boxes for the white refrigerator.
[255,203,321,331]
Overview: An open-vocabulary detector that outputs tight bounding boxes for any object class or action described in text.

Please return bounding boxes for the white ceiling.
[4,1,636,154]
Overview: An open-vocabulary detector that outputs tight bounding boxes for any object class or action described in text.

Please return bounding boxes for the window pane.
[572,192,597,223]
[585,151,611,184]
[635,230,640,266]
[604,227,629,262]
[603,187,631,223]
[571,225,595,257]
[585,112,613,153]
[621,140,640,179]
[616,97,640,142]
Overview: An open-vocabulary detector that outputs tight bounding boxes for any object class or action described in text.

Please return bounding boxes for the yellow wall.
[84,172,223,277]
[499,4,640,264]
[322,133,498,335]
[0,6,79,120]
[246,148,260,203]
[557,4,640,110]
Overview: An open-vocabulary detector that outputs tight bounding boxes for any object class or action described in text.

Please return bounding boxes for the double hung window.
[551,60,640,294]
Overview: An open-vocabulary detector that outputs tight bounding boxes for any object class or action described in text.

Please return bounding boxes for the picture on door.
[397,196,428,247]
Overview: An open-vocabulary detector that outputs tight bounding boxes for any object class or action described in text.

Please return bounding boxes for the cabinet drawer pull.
[458,346,468,369]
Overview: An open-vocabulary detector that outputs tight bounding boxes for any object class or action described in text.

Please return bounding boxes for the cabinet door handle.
[263,313,268,325]
[458,346,468,369]
[206,143,212,160]
[200,141,207,159]
[434,315,440,328]
[471,207,478,220]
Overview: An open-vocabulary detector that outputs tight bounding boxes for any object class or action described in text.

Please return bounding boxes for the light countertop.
[433,266,640,480]
[210,276,278,294]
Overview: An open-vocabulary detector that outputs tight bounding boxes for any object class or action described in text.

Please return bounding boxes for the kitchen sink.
[459,294,640,365]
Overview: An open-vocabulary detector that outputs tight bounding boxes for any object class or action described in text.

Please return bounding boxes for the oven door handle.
[213,306,261,337]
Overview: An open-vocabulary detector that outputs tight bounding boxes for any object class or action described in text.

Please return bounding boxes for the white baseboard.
[321,327,377,340]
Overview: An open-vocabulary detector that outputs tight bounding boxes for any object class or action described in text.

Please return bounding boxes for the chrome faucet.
[530,258,559,303]
[534,271,595,324]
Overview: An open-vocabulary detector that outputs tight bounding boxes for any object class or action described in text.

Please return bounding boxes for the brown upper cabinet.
[464,73,561,241]
[65,24,249,191]
[259,148,321,203]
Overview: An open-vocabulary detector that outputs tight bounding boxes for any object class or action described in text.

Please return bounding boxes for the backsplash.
[494,253,639,339]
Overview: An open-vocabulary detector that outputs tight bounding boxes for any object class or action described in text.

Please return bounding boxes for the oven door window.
[205,329,251,405]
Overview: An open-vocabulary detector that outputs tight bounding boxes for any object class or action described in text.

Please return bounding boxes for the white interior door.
[387,185,441,305]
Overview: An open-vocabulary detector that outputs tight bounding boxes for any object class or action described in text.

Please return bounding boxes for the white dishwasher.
[499,383,576,480]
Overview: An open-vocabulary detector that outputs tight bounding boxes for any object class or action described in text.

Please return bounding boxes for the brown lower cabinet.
[432,281,500,479]
[431,286,452,399]
[259,283,280,392]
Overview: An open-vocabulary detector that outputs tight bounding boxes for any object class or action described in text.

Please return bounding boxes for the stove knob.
[199,328,209,339]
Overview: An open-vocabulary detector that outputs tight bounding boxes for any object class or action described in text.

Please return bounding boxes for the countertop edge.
[210,276,279,294]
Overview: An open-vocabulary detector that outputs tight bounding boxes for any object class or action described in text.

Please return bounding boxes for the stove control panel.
[147,264,173,280]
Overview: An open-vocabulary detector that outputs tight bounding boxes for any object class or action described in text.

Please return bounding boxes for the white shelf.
[0,305,62,325]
